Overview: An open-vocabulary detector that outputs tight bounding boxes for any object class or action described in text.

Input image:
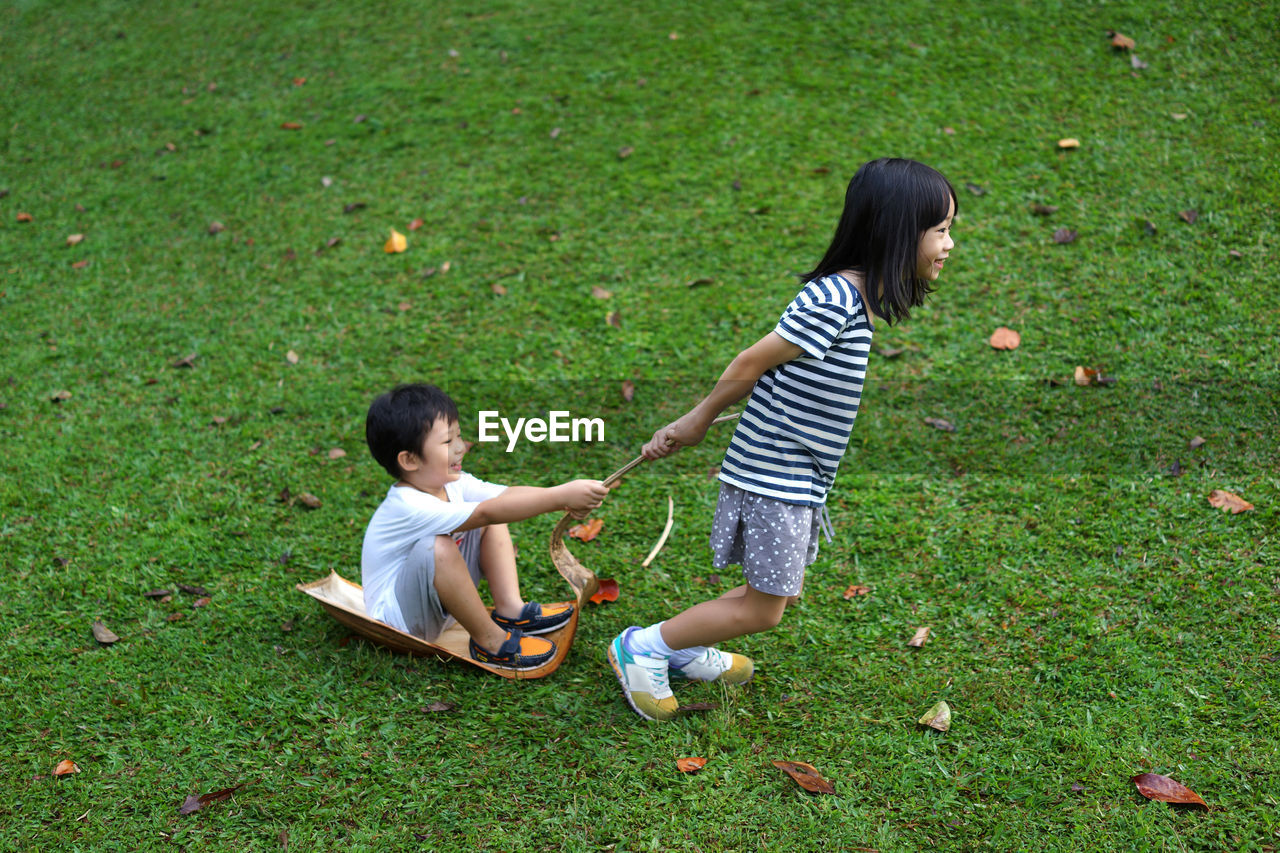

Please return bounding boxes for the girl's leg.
[473,523,526,620]
[659,584,788,650]
[431,535,509,652]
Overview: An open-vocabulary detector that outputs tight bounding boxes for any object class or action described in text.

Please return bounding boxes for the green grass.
[2,0,1278,849]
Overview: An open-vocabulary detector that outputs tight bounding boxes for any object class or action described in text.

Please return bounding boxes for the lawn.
[1,0,1277,850]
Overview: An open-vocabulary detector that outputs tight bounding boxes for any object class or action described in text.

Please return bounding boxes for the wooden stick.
[602,411,740,487]
[641,495,675,567]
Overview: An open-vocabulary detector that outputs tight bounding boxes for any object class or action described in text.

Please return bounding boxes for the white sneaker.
[670,647,754,684]
[607,628,678,721]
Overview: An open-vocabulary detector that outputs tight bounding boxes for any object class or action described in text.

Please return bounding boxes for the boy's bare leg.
[431,535,509,652]
[474,523,526,621]
[658,585,789,650]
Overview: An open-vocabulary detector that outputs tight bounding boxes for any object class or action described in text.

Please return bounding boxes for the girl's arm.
[642,331,803,459]
[454,480,609,532]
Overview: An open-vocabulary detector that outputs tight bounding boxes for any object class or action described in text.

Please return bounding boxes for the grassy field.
[2,0,1278,849]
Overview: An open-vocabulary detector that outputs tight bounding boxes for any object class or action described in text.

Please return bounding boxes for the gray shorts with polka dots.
[709,482,826,597]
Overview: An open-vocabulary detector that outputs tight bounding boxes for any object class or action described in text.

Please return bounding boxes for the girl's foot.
[670,647,754,683]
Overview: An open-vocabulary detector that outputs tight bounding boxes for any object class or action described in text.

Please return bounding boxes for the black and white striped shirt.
[719,274,874,506]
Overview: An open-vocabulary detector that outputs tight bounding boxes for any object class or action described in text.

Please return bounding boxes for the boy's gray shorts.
[394,528,485,642]
[709,482,824,597]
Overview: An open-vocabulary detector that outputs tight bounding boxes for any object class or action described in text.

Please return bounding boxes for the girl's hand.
[642,413,709,459]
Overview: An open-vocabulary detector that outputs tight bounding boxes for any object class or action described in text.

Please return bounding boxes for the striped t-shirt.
[718,274,874,506]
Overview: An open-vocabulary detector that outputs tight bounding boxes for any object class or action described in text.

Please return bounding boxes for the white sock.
[624,622,677,659]
[668,646,707,668]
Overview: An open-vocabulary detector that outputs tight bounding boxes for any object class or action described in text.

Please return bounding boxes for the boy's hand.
[642,413,709,460]
[562,479,609,519]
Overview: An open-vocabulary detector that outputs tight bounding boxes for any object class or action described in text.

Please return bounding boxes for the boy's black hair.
[801,158,957,326]
[365,383,459,479]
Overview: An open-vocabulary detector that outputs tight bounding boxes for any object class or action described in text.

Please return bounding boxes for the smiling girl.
[608,158,958,720]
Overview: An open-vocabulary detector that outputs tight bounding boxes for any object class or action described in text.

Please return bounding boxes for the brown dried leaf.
[286,350,300,364]
[1031,203,1058,216]
[989,327,1021,350]
[179,782,248,816]
[178,583,209,596]
[143,589,172,598]
[687,277,715,287]
[772,760,835,795]
[678,702,719,713]
[66,233,85,246]
[192,597,211,608]
[842,584,870,599]
[1179,209,1198,224]
[1131,773,1208,809]
[207,221,225,235]
[280,121,303,130]
[17,212,33,222]
[1207,490,1253,514]
[568,518,603,542]
[924,417,956,433]
[1188,436,1206,449]
[51,390,73,402]
[591,285,613,300]
[92,621,119,644]
[327,447,347,460]
[491,282,507,296]
[172,353,197,368]
[617,146,634,159]
[1057,138,1080,149]
[297,492,322,509]
[907,626,930,647]
[1053,228,1078,244]
[621,380,635,402]
[605,310,621,329]
[408,218,424,231]
[54,759,81,776]
[1110,32,1136,50]
[676,757,707,773]
[589,577,619,604]
[424,701,457,713]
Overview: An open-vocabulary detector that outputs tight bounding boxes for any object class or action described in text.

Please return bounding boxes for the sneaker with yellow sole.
[670,647,754,684]
[607,628,678,721]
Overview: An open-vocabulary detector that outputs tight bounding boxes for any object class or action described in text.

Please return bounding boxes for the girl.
[608,158,957,720]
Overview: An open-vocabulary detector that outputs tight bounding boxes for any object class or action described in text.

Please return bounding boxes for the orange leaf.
[772,760,835,795]
[1057,138,1080,149]
[989,326,1021,350]
[17,212,33,222]
[54,759,80,777]
[676,757,707,773]
[907,626,930,647]
[384,228,407,253]
[280,121,303,130]
[568,518,603,542]
[842,584,870,599]
[1131,773,1208,809]
[589,577,619,604]
[328,447,347,460]
[1110,32,1136,50]
[591,286,613,300]
[408,218,424,231]
[1207,490,1253,514]
[66,233,85,246]
[621,380,635,402]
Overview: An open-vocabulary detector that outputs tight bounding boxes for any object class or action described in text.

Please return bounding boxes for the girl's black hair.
[800,158,957,326]
[365,383,459,479]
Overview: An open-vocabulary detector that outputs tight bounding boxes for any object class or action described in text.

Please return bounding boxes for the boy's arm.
[642,331,803,459]
[453,479,608,532]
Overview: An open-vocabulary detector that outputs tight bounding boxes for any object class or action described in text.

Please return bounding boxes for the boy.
[362,383,609,671]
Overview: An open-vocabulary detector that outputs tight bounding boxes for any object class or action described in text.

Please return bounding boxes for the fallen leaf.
[51,390,72,402]
[1188,436,1206,449]
[177,583,209,596]
[918,700,952,732]
[605,310,621,329]
[192,597,211,608]
[1052,228,1078,244]
[408,218,424,231]
[71,259,90,269]
[1057,138,1080,149]
[172,353,197,368]
[179,782,247,816]
[989,326,1021,350]
[1030,203,1058,216]
[286,349,299,364]
[687,277,715,287]
[964,182,987,196]
[16,212,33,222]
[280,121,303,130]
[924,417,956,433]
[1138,219,1158,235]
[842,584,870,599]
[1171,112,1188,121]
[66,233,85,246]
[92,621,120,644]
[207,221,225,235]
[491,282,507,296]
[621,380,635,402]
[1207,490,1253,514]
[292,77,306,86]
[343,202,366,214]
[1131,54,1148,70]
[54,759,81,777]
[1131,773,1208,809]
[1073,366,1114,387]
[424,701,456,713]
[907,626,931,647]
[1109,31,1136,50]
[569,518,604,542]
[1179,209,1198,224]
[143,589,172,598]
[167,613,184,622]
[617,146,634,160]
[678,702,720,713]
[589,577,619,604]
[384,228,407,253]
[297,492,322,509]
[876,346,905,358]
[772,760,835,795]
[321,176,333,188]
[327,448,346,460]
[676,757,707,773]
[591,286,613,300]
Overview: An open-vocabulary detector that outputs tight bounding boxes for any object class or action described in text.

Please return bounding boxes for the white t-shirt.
[361,472,506,631]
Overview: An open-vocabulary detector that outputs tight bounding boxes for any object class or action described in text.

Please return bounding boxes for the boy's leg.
[473,523,525,620]
[427,535,510,653]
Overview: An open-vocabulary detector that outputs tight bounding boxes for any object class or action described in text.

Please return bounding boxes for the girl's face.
[916,196,956,280]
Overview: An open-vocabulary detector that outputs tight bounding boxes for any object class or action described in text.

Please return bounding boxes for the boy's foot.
[670,647,755,684]
[469,629,556,671]
[491,601,574,635]
[607,628,678,721]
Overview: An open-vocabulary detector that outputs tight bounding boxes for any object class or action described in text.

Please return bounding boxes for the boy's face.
[409,416,466,490]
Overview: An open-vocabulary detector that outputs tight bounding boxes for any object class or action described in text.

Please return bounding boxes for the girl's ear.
[397,449,420,473]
